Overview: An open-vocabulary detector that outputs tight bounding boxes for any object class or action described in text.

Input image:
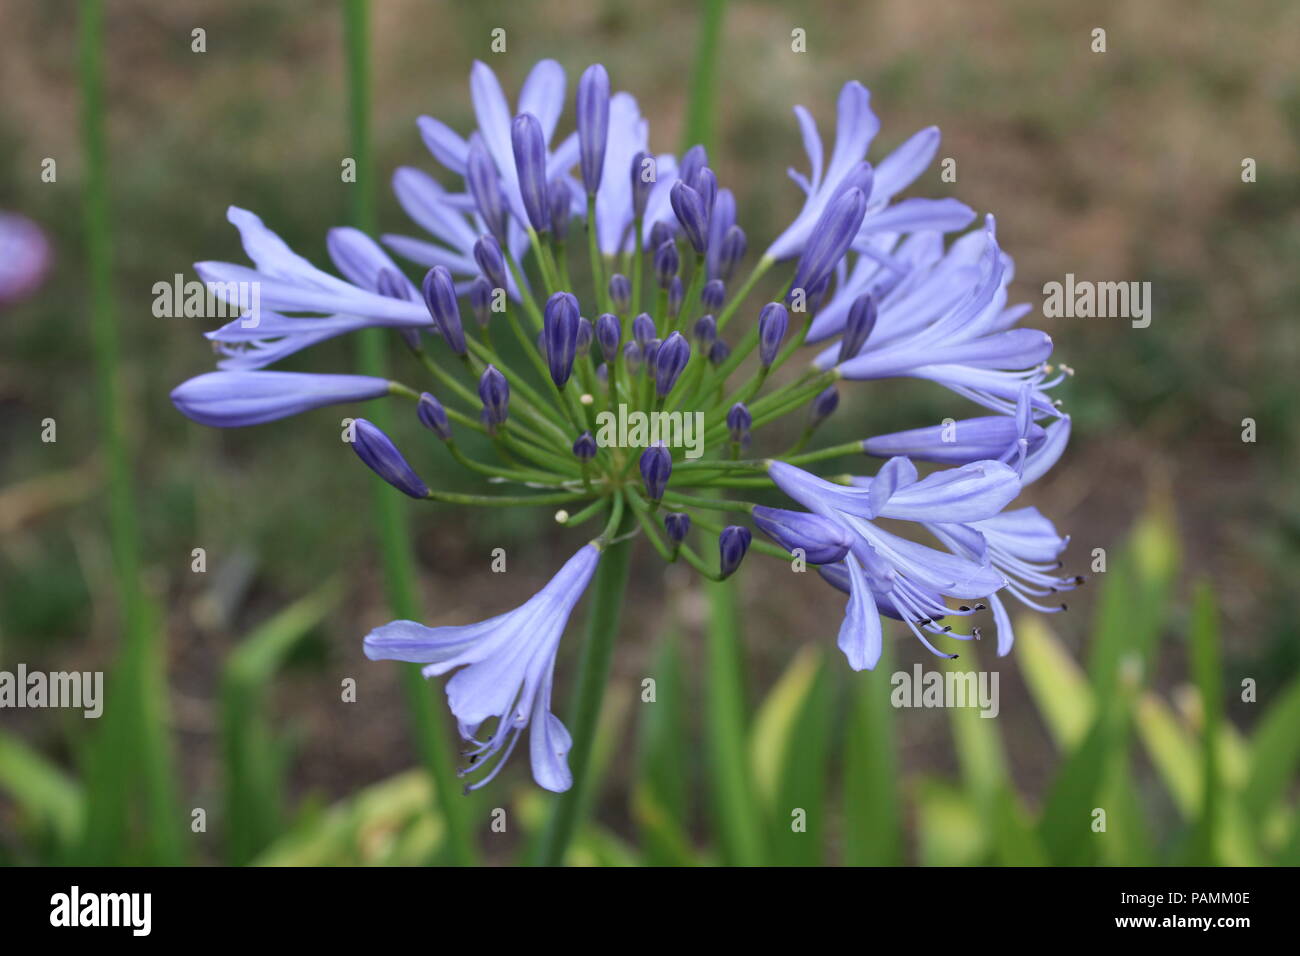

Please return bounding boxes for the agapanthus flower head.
[172,58,1079,790]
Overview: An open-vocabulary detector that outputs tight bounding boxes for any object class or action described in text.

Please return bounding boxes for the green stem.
[680,0,729,153]
[343,0,477,866]
[534,497,634,865]
[78,0,183,866]
[704,573,766,865]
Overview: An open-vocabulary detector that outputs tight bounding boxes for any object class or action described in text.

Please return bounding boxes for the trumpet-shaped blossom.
[364,544,602,791]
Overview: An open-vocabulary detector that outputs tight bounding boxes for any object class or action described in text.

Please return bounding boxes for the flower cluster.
[172,60,1078,791]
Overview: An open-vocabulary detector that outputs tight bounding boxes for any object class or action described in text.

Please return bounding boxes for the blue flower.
[814,218,1061,416]
[172,59,1084,792]
[765,82,972,263]
[769,458,1018,668]
[364,544,602,791]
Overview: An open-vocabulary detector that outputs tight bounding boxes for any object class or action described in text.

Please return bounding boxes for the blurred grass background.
[0,0,1297,864]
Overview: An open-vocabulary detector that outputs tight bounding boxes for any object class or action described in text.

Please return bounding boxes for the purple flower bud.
[351,419,429,499]
[668,277,684,317]
[758,302,789,367]
[790,185,867,297]
[643,337,662,372]
[839,293,877,363]
[543,291,581,388]
[693,314,717,347]
[633,313,657,347]
[577,64,611,194]
[654,239,679,288]
[630,150,654,220]
[726,402,752,445]
[639,443,672,501]
[811,385,840,426]
[608,273,631,312]
[469,275,493,327]
[678,145,708,189]
[805,274,831,315]
[473,234,508,292]
[752,506,853,565]
[718,525,752,579]
[663,511,691,546]
[171,371,389,428]
[693,167,718,221]
[511,112,550,233]
[648,220,675,251]
[655,332,691,397]
[549,178,572,242]
[478,365,510,432]
[416,392,452,441]
[576,316,594,357]
[717,225,747,281]
[573,430,597,461]
[623,340,643,375]
[467,135,508,245]
[670,181,710,254]
[701,279,725,312]
[595,313,621,360]
[595,362,608,385]
[421,266,466,355]
[709,338,732,366]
